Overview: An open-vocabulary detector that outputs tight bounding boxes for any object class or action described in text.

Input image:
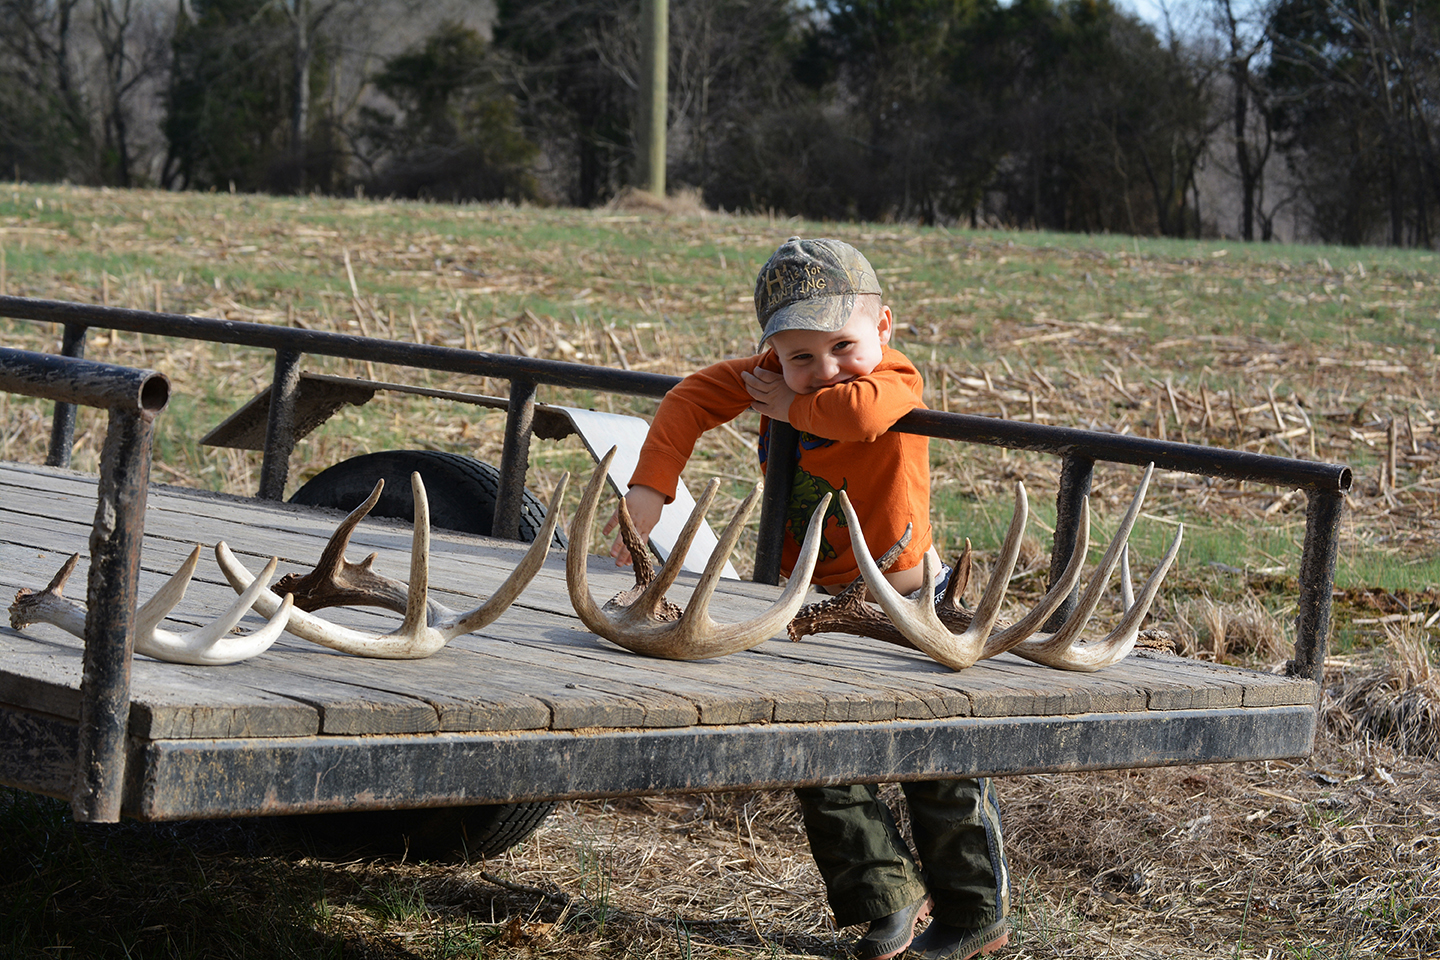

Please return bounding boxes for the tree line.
[2,0,1437,246]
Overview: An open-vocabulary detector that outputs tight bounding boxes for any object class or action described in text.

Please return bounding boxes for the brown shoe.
[853,895,933,960]
[905,918,1008,960]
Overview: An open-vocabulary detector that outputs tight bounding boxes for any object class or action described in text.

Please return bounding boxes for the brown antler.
[216,470,567,659]
[10,547,293,665]
[566,446,830,660]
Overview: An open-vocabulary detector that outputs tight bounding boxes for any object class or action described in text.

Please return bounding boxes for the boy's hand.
[604,485,666,566]
[742,367,797,421]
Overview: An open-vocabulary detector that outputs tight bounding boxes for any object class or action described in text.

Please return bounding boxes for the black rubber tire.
[293,800,559,862]
[290,449,565,547]
[285,449,562,860]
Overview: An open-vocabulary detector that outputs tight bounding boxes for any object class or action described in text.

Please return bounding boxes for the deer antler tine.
[980,498,1091,657]
[690,490,830,655]
[1015,523,1184,672]
[566,451,830,660]
[442,472,569,639]
[837,489,959,662]
[681,481,762,625]
[177,556,281,644]
[960,481,1029,639]
[938,539,972,611]
[398,472,432,636]
[567,446,621,637]
[316,478,385,578]
[1119,542,1135,610]
[10,554,86,635]
[631,477,722,617]
[1095,525,1183,656]
[135,545,203,637]
[839,483,1030,670]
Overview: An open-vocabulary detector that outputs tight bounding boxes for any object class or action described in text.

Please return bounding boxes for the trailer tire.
[293,800,560,862]
[286,449,563,860]
[290,449,565,546]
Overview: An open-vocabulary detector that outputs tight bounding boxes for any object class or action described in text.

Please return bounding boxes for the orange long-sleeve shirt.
[629,346,932,587]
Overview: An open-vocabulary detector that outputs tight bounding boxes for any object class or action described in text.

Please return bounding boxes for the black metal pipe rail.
[0,347,170,824]
[2,296,1350,687]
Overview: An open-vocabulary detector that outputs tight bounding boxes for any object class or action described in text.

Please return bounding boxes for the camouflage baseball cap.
[754,237,882,348]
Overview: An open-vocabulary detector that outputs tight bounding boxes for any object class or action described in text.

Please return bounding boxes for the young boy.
[607,237,1010,960]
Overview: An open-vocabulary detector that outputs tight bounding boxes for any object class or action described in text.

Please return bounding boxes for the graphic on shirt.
[757,428,848,562]
[789,466,847,561]
[798,431,837,452]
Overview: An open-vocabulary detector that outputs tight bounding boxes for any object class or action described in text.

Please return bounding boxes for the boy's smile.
[766,297,894,395]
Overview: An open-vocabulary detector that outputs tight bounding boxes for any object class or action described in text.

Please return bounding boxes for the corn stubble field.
[2,184,1439,959]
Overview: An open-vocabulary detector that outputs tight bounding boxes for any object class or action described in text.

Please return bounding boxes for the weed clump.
[1328,627,1440,758]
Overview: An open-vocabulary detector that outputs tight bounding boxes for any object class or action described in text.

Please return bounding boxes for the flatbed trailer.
[0,296,1350,833]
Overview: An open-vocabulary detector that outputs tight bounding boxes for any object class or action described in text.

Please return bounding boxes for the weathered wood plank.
[0,631,86,720]
[0,703,75,798]
[0,462,1319,740]
[127,705,1321,818]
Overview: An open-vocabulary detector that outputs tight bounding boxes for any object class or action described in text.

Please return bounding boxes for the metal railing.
[1,295,1351,688]
[0,345,170,822]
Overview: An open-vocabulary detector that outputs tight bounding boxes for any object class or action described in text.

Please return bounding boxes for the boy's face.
[766,296,893,395]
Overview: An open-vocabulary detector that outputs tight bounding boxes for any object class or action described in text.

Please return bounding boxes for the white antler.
[837,483,1091,669]
[9,547,293,665]
[566,446,830,660]
[215,470,568,659]
[841,463,1183,672]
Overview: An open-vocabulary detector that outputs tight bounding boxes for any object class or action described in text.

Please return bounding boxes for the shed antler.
[215,471,567,659]
[9,547,293,665]
[566,447,830,660]
[839,464,1184,672]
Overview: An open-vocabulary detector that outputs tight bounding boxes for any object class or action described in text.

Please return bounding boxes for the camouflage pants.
[793,778,1010,930]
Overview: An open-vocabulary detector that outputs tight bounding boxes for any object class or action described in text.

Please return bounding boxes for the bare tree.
[1212,0,1274,240]
[1266,0,1438,246]
[0,0,93,178]
[89,0,174,185]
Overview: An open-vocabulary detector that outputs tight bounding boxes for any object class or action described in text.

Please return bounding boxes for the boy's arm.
[609,357,764,564]
[787,363,924,441]
[625,356,765,500]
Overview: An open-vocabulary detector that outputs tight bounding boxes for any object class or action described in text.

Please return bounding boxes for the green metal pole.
[639,0,667,197]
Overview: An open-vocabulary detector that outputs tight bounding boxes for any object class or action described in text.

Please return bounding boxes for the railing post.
[47,323,88,467]
[257,349,302,500]
[753,421,798,585]
[494,377,537,541]
[1044,454,1095,632]
[72,404,157,822]
[1289,488,1345,686]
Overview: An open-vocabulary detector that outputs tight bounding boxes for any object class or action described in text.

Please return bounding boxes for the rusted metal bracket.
[0,346,170,823]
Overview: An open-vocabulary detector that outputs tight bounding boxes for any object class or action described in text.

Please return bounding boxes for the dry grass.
[1329,626,1440,759]
[3,184,1440,958]
[430,716,1440,959]
[1171,592,1291,663]
[8,722,1435,959]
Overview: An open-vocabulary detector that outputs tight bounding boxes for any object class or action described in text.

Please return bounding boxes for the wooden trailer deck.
[0,459,1321,822]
